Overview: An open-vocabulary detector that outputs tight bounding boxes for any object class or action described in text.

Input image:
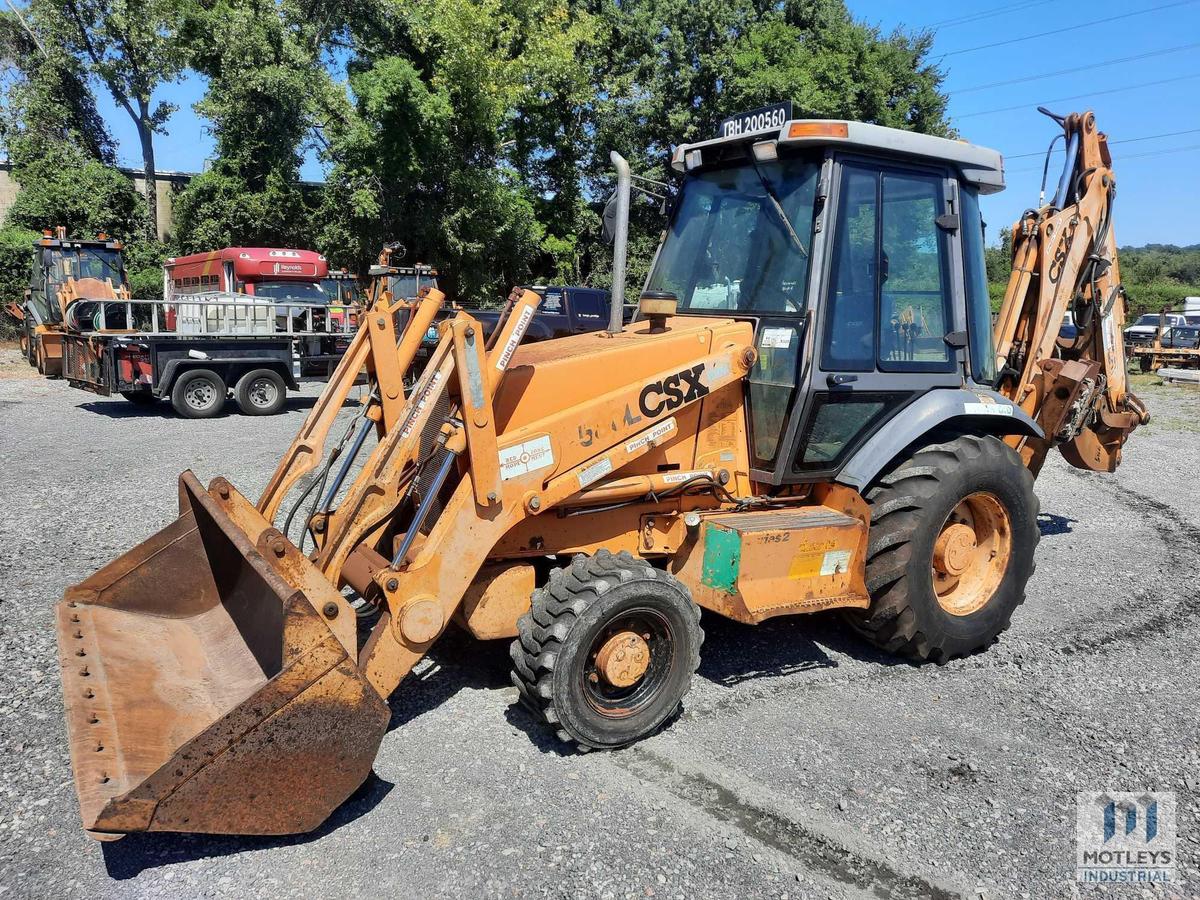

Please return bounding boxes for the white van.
[1183,297,1200,325]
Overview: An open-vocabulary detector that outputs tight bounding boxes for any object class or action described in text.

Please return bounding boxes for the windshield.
[645,156,820,314]
[253,280,328,303]
[1133,314,1165,326]
[387,274,438,299]
[321,278,359,305]
[50,248,123,284]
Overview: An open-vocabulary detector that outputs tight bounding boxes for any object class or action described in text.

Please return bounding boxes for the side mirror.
[943,330,969,349]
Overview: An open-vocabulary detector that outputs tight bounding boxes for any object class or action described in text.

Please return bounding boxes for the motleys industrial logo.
[1076,791,1176,884]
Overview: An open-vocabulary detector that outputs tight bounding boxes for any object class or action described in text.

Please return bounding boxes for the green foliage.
[6,148,146,239]
[0,7,145,239]
[984,227,1012,285]
[172,169,314,253]
[4,0,955,306]
[0,226,40,339]
[587,0,950,299]
[984,241,1200,315]
[170,0,328,251]
[1122,279,1200,317]
[28,0,193,238]
[121,238,169,300]
[312,0,596,301]
[1118,244,1200,293]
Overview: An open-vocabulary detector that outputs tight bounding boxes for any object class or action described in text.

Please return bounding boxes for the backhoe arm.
[993,110,1148,474]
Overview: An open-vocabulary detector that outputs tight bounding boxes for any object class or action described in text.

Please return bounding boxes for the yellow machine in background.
[7,227,131,377]
[57,108,1144,838]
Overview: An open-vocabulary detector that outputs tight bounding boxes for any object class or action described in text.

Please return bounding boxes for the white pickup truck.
[1124,311,1188,348]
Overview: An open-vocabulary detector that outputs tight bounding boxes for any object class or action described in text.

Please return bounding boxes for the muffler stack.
[56,471,389,837]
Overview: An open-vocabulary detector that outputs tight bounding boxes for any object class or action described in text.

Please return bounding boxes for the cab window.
[821,163,954,373]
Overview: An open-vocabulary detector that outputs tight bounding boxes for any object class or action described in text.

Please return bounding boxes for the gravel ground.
[0,352,1196,899]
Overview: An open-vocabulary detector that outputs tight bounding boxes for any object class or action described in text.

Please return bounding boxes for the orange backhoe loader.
[56,107,1145,839]
[6,227,131,377]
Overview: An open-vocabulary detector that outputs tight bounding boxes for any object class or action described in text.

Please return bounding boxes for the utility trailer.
[60,293,357,418]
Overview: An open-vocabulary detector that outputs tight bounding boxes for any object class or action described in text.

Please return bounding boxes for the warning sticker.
[625,417,677,454]
[661,469,711,484]
[495,306,535,370]
[819,549,852,576]
[499,434,554,480]
[578,456,614,488]
[760,327,793,349]
[789,548,853,579]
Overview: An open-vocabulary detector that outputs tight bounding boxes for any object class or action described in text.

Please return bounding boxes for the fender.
[159,355,299,394]
[836,388,1043,491]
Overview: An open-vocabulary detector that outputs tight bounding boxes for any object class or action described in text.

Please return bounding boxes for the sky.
[89,0,1200,247]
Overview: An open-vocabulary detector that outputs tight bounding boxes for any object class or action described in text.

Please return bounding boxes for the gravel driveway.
[0,354,1195,899]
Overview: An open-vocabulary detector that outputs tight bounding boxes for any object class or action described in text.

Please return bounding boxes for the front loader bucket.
[56,471,390,838]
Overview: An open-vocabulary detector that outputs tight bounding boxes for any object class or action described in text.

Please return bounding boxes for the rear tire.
[234,368,286,416]
[170,369,226,419]
[120,391,157,405]
[844,434,1039,662]
[510,550,702,751]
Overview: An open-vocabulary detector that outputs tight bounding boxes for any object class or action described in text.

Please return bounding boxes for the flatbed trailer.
[60,294,358,418]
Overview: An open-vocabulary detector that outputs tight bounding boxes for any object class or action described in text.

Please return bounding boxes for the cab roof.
[672,119,1006,195]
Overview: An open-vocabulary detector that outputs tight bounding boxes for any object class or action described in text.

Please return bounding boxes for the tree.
[985,227,1012,284]
[171,0,333,252]
[0,8,146,239]
[584,0,951,296]
[35,0,191,239]
[313,0,600,301]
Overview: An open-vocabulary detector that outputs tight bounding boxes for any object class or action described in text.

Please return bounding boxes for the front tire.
[845,434,1039,662]
[511,550,702,751]
[120,391,157,405]
[171,369,226,419]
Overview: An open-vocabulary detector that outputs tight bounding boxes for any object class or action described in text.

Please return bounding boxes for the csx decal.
[639,364,708,418]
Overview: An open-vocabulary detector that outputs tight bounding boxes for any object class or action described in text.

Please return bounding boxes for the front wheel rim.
[581,608,675,719]
[931,491,1013,616]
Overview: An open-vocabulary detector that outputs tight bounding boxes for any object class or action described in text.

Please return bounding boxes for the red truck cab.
[165,248,329,301]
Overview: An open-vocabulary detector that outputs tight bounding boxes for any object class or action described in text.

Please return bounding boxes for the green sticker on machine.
[701,524,741,594]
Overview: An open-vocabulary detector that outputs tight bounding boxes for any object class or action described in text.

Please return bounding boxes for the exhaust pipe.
[607,151,631,335]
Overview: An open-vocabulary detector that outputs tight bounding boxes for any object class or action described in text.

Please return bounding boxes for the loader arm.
[56,258,754,835]
[993,110,1148,474]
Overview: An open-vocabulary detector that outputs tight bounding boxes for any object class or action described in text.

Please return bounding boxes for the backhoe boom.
[993,110,1147,473]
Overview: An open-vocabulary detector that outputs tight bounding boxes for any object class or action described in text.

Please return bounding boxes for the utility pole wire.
[955,72,1200,120]
[4,0,48,59]
[949,41,1200,94]
[1005,128,1200,159]
[938,0,1199,57]
[928,0,1051,30]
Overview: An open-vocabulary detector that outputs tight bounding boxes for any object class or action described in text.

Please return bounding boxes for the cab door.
[779,156,966,482]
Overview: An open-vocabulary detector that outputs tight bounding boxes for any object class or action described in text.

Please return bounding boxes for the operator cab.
[645,104,1005,485]
[27,229,127,326]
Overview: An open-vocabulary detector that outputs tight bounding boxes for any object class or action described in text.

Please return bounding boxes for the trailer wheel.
[119,391,157,405]
[844,434,1039,663]
[510,549,702,751]
[234,369,286,416]
[171,369,226,419]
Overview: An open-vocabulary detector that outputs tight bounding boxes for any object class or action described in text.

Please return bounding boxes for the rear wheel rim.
[581,608,674,719]
[931,491,1012,616]
[247,377,278,409]
[185,378,218,411]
